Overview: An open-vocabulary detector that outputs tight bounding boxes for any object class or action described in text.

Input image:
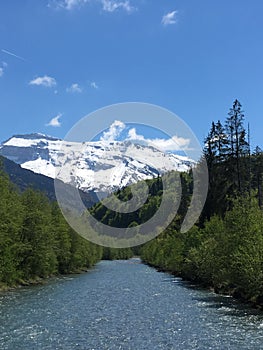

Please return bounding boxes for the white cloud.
[29,75,57,88]
[101,0,135,13]
[99,120,190,152]
[64,0,87,9]
[100,120,126,142]
[67,83,82,93]
[162,10,178,26]
[50,0,88,10]
[128,127,190,152]
[50,0,135,13]
[149,136,190,152]
[90,81,98,89]
[0,62,7,77]
[46,113,62,127]
[127,128,145,142]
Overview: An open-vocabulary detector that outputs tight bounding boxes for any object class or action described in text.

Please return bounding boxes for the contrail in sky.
[1,49,26,61]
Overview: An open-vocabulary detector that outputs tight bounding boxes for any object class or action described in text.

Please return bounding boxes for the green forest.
[0,168,104,288]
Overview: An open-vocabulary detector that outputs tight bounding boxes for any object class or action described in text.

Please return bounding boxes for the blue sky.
[0,0,262,149]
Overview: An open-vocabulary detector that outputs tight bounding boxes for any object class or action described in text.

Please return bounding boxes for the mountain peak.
[5,133,60,142]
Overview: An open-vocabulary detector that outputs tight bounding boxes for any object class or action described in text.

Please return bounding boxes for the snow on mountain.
[0,133,194,193]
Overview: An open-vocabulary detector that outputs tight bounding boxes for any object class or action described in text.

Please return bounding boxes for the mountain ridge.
[0,133,194,194]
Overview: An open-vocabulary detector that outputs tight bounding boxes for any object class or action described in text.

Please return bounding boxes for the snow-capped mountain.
[0,133,194,193]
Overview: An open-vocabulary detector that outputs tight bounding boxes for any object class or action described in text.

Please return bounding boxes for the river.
[0,259,263,349]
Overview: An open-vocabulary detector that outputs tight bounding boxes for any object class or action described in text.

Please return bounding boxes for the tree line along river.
[0,258,263,350]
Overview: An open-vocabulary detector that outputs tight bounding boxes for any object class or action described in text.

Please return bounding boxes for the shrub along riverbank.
[140,198,263,308]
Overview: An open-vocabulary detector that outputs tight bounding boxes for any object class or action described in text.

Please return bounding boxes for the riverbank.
[140,198,263,313]
[142,260,263,311]
[0,267,93,293]
[0,277,47,293]
[0,254,135,293]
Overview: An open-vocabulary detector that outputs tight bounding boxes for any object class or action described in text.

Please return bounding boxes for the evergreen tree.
[225,99,249,194]
[253,146,263,208]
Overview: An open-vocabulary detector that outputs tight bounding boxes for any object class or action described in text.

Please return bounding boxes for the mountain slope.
[0,133,194,194]
[0,155,97,207]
